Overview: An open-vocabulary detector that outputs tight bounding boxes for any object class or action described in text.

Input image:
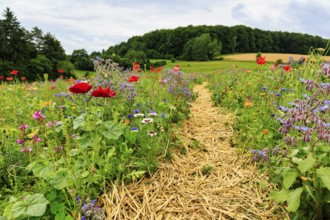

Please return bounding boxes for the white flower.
[134,113,145,118]
[147,131,157,137]
[141,118,153,124]
[148,112,157,117]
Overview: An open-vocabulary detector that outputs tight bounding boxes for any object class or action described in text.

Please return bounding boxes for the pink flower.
[33,110,46,122]
[21,146,32,153]
[17,139,24,145]
[33,135,41,143]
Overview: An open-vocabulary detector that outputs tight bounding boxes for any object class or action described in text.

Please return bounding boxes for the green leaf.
[27,128,40,139]
[101,122,123,140]
[316,167,330,191]
[69,149,80,157]
[324,191,330,203]
[26,161,37,171]
[270,189,289,203]
[32,163,53,180]
[11,194,49,219]
[50,201,65,214]
[283,168,298,189]
[93,134,102,148]
[78,134,92,148]
[65,215,74,220]
[298,153,315,173]
[125,170,146,181]
[73,113,86,130]
[55,212,66,220]
[287,187,303,212]
[107,147,116,159]
[3,203,13,219]
[49,169,74,190]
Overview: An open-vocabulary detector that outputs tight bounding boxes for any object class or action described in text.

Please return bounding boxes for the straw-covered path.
[100,83,288,219]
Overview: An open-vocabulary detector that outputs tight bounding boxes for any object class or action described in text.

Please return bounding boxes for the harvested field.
[223,53,330,62]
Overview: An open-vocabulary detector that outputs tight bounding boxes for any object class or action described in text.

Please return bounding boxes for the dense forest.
[0,8,78,81]
[1,7,329,81]
[104,25,329,61]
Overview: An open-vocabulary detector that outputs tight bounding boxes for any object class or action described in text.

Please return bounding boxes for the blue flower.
[262,87,267,91]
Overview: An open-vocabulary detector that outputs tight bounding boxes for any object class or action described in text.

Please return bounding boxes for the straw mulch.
[100,83,288,220]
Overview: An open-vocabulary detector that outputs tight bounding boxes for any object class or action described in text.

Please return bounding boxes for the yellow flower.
[41,100,53,107]
[260,93,266,96]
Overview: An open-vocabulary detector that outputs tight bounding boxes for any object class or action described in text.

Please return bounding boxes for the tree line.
[104,24,329,61]
[0,8,80,81]
[1,7,329,82]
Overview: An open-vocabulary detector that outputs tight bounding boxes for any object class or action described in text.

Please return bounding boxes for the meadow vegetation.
[1,46,330,219]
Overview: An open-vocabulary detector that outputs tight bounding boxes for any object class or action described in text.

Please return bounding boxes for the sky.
[1,0,330,54]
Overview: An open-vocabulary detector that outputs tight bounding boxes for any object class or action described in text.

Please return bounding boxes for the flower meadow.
[0,47,329,219]
[0,59,200,219]
[209,47,330,220]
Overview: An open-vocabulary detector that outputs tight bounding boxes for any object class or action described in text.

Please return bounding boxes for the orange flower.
[133,62,140,73]
[244,96,253,107]
[262,129,269,135]
[244,101,253,107]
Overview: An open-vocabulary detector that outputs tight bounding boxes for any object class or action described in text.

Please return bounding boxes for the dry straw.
[100,83,289,220]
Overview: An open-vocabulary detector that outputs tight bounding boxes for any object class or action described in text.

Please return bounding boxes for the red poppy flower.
[21,77,26,81]
[91,86,116,98]
[69,82,92,94]
[257,57,266,64]
[133,62,139,73]
[58,69,64,74]
[150,66,154,72]
[174,65,180,72]
[156,67,163,73]
[283,65,291,72]
[6,77,13,81]
[128,75,139,83]
[0,76,4,80]
[10,70,19,76]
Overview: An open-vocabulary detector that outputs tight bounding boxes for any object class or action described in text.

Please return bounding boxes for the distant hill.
[104,25,329,61]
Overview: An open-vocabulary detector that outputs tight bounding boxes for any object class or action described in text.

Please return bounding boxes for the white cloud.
[1,0,329,54]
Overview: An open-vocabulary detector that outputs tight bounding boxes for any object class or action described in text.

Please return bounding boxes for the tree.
[70,49,93,71]
[41,33,66,62]
[0,7,33,64]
